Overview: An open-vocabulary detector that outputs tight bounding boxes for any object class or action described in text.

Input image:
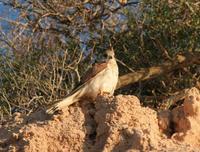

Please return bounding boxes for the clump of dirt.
[94,95,161,151]
[0,106,86,152]
[158,87,200,148]
[1,88,200,152]
[169,87,200,147]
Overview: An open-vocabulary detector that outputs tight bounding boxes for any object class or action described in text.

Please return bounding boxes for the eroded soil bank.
[1,88,200,152]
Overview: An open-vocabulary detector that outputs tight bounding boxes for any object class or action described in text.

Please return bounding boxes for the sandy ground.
[0,87,200,152]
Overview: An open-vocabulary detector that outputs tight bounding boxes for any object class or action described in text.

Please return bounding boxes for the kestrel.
[46,48,119,114]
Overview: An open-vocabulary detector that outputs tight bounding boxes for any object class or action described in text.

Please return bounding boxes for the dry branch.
[117,52,200,89]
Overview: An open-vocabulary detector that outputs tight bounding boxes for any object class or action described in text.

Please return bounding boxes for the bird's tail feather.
[46,87,83,114]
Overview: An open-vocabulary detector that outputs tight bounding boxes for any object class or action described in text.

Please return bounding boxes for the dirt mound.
[1,88,200,152]
[159,87,200,148]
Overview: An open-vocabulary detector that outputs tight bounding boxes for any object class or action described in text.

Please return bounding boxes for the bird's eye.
[103,54,107,58]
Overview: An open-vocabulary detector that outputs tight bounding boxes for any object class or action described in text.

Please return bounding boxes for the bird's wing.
[61,62,108,98]
[46,62,108,114]
[81,62,108,83]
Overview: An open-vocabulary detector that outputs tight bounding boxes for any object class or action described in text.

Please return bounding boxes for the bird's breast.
[84,62,118,98]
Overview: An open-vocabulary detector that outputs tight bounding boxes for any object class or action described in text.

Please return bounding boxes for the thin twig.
[116,58,135,72]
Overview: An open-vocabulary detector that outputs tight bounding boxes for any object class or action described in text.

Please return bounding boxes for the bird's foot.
[98,91,112,96]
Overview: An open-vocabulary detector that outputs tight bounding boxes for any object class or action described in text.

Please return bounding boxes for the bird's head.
[103,47,115,61]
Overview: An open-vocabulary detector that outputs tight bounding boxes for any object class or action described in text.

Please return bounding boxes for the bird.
[46,48,119,114]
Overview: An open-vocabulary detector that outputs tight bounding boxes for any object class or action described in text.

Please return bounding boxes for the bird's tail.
[46,87,83,114]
